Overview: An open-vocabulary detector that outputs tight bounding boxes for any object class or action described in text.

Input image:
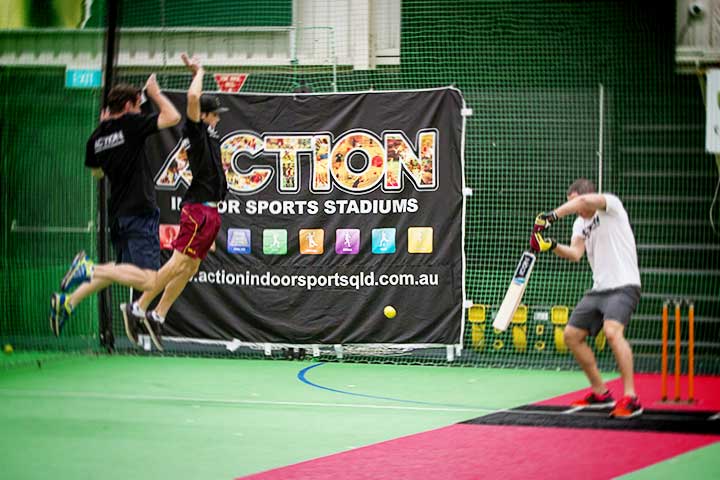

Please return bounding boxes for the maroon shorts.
[172,203,222,260]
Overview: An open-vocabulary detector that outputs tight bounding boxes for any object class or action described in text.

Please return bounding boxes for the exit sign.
[65,69,102,89]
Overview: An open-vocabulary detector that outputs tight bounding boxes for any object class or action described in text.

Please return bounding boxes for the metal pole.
[688,302,695,402]
[674,301,682,402]
[598,83,604,193]
[98,0,120,352]
[661,301,668,401]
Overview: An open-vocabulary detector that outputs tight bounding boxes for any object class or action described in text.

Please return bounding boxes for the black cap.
[200,94,229,114]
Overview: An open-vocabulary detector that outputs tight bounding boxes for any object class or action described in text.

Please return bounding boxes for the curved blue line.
[297,362,486,410]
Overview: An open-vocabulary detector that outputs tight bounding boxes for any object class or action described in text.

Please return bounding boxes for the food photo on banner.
[143,87,467,348]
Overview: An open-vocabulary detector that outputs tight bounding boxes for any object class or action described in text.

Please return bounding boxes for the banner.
[144,88,466,346]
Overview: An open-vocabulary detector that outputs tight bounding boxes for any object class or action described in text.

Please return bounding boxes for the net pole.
[661,301,668,401]
[98,0,121,352]
[674,301,682,402]
[688,302,695,402]
[597,83,604,192]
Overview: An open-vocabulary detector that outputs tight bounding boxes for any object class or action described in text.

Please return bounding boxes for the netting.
[0,65,103,369]
[1,0,719,373]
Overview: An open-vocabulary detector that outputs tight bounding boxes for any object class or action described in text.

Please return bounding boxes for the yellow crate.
[551,306,569,353]
[512,305,528,353]
[468,304,486,350]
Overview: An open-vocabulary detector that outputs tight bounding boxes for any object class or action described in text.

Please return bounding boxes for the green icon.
[263,229,287,255]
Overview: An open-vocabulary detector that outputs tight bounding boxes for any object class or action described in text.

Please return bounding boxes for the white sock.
[131,302,145,317]
[150,311,165,324]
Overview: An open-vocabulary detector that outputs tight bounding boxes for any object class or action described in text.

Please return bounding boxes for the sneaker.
[610,396,643,419]
[142,311,164,352]
[50,293,73,337]
[60,251,94,292]
[570,390,616,409]
[120,303,141,346]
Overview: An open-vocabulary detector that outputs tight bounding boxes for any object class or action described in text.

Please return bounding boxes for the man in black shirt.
[125,54,227,351]
[50,75,181,341]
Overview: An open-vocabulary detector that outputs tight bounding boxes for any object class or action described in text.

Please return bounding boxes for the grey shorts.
[569,285,641,336]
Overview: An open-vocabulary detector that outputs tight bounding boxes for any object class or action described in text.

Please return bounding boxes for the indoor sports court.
[1,1,719,479]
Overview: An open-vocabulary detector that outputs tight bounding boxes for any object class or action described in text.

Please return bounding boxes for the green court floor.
[1,355,717,479]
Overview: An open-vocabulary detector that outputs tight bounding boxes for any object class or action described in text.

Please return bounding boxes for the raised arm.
[530,193,603,261]
[181,53,204,122]
[144,74,181,129]
[552,194,607,219]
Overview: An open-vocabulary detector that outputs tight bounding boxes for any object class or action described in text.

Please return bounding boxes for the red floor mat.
[239,424,718,480]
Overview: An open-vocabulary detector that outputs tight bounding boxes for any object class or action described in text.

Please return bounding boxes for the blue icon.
[372,228,396,254]
[228,228,251,254]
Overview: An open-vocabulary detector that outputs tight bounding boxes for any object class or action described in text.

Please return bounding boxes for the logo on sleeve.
[94,131,125,153]
[207,125,220,139]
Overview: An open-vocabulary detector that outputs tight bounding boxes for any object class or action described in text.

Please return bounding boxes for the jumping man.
[123,53,228,351]
[50,75,181,340]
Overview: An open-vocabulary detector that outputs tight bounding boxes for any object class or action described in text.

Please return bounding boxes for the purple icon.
[335,229,360,254]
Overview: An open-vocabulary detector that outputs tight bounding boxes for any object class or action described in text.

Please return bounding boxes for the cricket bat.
[492,251,537,332]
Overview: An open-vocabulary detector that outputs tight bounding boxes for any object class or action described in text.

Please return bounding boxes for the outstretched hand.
[145,73,160,97]
[181,53,202,76]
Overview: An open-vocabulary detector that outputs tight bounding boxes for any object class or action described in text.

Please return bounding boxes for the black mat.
[462,405,720,435]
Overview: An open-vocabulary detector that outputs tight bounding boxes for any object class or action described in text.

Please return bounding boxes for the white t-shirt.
[571,193,641,291]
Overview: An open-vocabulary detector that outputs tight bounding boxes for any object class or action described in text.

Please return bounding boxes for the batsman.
[531,178,643,418]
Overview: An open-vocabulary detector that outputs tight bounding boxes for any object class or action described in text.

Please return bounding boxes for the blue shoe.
[60,251,94,292]
[50,292,73,336]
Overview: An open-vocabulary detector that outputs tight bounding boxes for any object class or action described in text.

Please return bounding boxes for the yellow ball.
[3,344,13,354]
[384,305,397,319]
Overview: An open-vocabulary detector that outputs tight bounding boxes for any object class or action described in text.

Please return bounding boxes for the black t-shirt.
[85,113,160,219]
[181,118,228,205]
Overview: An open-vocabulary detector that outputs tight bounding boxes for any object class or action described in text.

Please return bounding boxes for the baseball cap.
[200,94,229,114]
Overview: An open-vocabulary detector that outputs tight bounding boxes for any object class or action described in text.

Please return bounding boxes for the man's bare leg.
[92,263,156,291]
[64,263,154,309]
[68,277,111,308]
[135,251,193,312]
[564,325,607,394]
[604,320,636,397]
[153,256,200,318]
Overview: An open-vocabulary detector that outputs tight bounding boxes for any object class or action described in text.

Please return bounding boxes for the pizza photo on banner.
[144,87,466,348]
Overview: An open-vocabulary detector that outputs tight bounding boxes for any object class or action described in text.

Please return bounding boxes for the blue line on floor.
[297,362,490,410]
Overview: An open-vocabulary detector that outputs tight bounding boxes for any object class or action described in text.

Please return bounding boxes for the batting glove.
[534,211,558,232]
[530,230,557,253]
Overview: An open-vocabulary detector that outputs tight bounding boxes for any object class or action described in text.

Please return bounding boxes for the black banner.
[144,88,465,346]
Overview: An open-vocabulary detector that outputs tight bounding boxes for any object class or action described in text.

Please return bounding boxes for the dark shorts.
[173,203,222,260]
[110,209,160,270]
[569,285,641,336]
